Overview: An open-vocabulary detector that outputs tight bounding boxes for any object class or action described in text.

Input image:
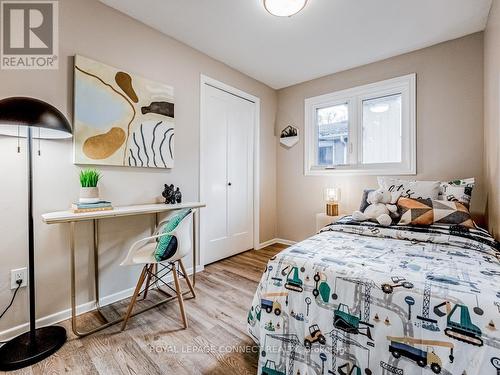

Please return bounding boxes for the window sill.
[305,166,416,176]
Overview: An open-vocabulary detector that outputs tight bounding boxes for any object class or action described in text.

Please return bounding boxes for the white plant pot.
[79,187,100,204]
[280,135,299,148]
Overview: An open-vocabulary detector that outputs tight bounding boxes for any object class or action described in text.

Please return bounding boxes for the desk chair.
[120,210,196,331]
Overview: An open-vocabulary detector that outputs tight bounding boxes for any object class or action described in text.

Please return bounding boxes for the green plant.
[79,169,101,188]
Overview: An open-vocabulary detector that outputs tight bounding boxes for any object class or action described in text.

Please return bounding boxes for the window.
[361,94,402,164]
[304,74,416,176]
[317,103,348,166]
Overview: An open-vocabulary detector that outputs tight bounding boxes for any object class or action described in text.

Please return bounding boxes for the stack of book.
[71,201,113,213]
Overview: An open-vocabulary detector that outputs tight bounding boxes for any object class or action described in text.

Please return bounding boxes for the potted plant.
[79,169,101,203]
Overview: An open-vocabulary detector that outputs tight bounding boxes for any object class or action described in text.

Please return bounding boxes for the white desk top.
[42,202,205,224]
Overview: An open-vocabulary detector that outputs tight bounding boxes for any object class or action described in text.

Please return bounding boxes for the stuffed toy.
[352,188,401,226]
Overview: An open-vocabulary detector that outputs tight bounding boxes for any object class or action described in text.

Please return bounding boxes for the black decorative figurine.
[174,187,182,203]
[162,184,175,204]
[162,184,182,204]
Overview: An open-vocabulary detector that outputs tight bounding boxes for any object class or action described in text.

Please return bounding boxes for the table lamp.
[0,97,72,371]
[324,187,340,216]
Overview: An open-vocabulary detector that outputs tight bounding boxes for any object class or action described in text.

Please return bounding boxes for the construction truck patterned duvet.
[247,218,500,375]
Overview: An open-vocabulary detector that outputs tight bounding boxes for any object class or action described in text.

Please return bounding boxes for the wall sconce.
[324,187,341,216]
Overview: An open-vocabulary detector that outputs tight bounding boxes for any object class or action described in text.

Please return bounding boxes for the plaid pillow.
[397,197,475,228]
[154,209,192,261]
[438,178,474,208]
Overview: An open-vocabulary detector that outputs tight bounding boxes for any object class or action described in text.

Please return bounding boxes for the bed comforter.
[247,218,500,375]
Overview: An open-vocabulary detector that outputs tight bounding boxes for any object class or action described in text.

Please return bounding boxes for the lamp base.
[0,326,66,371]
[326,202,339,216]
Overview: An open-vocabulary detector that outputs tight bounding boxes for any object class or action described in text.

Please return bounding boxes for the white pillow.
[377,177,441,200]
[438,177,475,208]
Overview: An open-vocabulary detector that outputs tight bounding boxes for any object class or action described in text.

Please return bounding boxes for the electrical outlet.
[11,268,27,289]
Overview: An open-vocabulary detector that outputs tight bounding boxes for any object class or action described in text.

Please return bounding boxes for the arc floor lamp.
[0,97,72,371]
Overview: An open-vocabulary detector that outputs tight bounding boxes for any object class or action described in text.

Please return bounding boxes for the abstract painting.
[73,55,175,168]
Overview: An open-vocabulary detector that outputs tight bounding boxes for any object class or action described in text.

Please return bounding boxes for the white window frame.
[304,74,416,176]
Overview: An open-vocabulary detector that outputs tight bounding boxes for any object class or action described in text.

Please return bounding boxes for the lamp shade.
[0,97,72,139]
[324,187,341,202]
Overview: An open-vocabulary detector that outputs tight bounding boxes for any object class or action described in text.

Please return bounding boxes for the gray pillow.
[359,189,374,212]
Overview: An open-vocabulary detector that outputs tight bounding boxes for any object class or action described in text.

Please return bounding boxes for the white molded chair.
[120,210,196,331]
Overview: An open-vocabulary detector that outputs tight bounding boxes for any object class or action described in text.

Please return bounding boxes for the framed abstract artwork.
[73,55,175,168]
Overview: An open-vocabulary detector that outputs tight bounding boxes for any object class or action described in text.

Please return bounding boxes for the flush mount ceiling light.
[263,0,308,17]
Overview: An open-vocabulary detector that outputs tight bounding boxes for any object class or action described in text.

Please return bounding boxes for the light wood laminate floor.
[3,245,284,375]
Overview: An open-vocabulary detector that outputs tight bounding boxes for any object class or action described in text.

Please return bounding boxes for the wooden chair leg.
[121,265,148,331]
[142,264,154,300]
[178,258,196,298]
[172,261,188,329]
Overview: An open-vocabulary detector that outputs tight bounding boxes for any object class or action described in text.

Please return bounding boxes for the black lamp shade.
[0,97,72,139]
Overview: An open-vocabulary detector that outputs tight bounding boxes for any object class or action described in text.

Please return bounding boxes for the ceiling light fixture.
[263,0,308,17]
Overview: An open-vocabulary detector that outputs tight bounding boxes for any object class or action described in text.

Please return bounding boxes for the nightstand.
[316,213,341,232]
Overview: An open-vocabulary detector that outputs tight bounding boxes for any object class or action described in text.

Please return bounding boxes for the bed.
[247,217,500,375]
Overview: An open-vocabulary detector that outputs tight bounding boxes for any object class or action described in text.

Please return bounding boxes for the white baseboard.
[0,265,204,342]
[256,238,296,249]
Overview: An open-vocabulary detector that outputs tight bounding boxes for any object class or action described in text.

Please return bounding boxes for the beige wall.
[276,33,485,242]
[0,0,493,338]
[0,0,277,334]
[484,0,500,239]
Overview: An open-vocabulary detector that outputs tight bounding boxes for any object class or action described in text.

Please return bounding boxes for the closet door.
[202,84,254,264]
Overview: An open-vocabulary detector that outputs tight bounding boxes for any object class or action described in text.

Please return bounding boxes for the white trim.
[199,75,260,267]
[0,265,203,342]
[0,300,95,343]
[256,238,297,249]
[274,238,297,246]
[257,238,279,249]
[304,74,416,176]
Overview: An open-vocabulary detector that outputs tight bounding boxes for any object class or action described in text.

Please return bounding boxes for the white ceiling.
[100,0,492,89]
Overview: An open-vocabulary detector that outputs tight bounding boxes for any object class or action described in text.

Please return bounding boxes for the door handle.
[228,182,232,186]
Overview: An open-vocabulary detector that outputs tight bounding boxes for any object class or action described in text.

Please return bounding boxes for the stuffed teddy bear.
[352,188,401,226]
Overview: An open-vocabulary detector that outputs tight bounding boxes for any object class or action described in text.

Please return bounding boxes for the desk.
[42,202,205,337]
